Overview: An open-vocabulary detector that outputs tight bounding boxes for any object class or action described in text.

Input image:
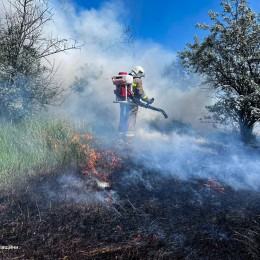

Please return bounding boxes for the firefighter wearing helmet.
[117,65,154,144]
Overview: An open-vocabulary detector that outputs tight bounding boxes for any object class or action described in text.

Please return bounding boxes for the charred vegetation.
[0,142,259,259]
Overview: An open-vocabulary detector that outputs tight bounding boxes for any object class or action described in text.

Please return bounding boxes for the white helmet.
[132,65,145,77]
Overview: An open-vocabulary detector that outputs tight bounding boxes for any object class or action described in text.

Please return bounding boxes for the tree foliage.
[179,0,260,143]
[0,0,80,121]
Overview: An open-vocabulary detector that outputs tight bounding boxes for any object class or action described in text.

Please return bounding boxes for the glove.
[146,98,154,105]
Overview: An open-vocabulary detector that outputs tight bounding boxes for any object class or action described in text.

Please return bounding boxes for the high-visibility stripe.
[125,131,135,137]
[132,83,137,87]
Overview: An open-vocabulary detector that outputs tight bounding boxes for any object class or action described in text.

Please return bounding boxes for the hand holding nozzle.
[146,97,154,105]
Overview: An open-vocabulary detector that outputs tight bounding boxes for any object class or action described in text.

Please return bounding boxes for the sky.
[71,0,260,51]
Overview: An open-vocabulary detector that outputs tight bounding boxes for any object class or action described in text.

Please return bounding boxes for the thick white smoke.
[44,0,260,192]
[128,132,260,191]
[46,0,212,135]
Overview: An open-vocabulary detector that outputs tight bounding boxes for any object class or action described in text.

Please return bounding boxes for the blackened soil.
[0,163,259,259]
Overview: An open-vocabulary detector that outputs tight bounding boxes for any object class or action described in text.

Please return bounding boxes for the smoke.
[42,173,119,206]
[43,0,260,192]
[45,0,212,136]
[126,131,260,191]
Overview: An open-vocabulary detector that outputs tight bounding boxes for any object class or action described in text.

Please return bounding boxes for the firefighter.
[118,65,154,144]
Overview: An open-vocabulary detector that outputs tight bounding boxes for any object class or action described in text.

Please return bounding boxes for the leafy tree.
[179,0,260,143]
[0,0,79,121]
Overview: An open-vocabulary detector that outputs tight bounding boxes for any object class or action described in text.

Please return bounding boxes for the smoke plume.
[43,1,260,191]
[47,0,211,132]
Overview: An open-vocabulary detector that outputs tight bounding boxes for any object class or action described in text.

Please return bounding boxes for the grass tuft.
[0,116,91,185]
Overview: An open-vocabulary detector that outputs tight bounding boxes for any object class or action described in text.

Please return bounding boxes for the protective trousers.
[119,103,138,140]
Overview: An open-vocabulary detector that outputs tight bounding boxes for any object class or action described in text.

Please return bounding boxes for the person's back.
[117,66,154,144]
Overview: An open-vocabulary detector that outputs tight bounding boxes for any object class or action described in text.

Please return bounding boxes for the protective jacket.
[118,73,148,141]
[130,73,151,103]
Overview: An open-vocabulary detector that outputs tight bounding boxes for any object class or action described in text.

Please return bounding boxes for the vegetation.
[0,153,259,259]
[0,0,79,122]
[0,1,258,259]
[179,0,260,143]
[0,116,91,186]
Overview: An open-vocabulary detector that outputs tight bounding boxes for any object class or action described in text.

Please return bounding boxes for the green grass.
[0,116,91,186]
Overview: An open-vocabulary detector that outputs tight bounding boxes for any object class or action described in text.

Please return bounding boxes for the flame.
[71,133,122,182]
[204,178,225,193]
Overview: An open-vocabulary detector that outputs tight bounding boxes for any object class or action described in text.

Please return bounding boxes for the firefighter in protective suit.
[118,66,154,144]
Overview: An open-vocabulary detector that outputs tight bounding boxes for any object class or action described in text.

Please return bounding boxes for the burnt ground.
[0,153,260,259]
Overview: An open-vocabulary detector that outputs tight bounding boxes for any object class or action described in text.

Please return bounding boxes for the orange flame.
[204,178,225,193]
[71,133,122,182]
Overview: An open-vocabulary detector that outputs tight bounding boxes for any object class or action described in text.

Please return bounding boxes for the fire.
[204,178,225,193]
[70,133,122,182]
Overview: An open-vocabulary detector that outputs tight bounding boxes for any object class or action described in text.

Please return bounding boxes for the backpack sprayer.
[112,72,133,104]
[112,72,168,119]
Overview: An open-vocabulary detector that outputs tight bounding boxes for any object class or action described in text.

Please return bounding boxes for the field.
[0,118,259,259]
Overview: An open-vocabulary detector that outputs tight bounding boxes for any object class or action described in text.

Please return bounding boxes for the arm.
[132,78,154,104]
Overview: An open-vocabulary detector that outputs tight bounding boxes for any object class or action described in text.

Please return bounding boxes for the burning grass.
[0,130,259,259]
[73,133,122,184]
[0,116,91,186]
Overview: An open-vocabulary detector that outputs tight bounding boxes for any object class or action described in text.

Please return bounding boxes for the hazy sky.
[71,0,260,51]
